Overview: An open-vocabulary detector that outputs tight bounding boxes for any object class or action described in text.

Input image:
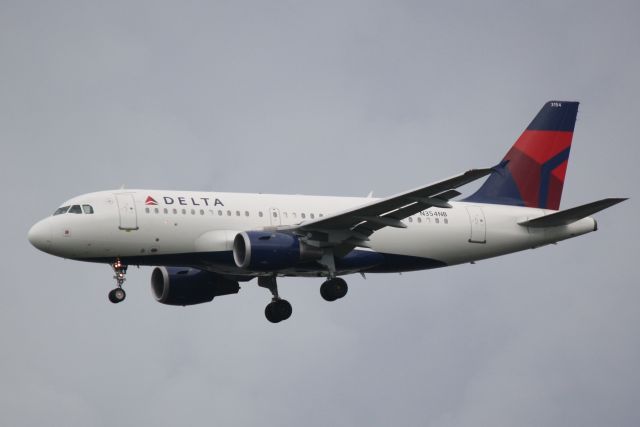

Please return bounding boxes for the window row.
[143,207,325,219]
[53,204,94,215]
[273,211,324,219]
[407,216,448,225]
[142,206,447,225]
[145,207,257,217]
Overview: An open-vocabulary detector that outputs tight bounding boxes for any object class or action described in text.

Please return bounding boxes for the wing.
[283,166,495,254]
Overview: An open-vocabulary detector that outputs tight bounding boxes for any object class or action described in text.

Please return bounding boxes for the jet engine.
[232,231,322,271]
[151,267,240,306]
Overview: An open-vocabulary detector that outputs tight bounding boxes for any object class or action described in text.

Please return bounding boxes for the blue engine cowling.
[232,231,322,271]
[151,267,240,306]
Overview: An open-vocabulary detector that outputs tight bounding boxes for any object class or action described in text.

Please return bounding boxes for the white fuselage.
[28,190,597,277]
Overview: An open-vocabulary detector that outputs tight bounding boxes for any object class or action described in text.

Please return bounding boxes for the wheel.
[320,280,338,301]
[108,288,126,304]
[265,302,279,323]
[332,278,348,299]
[274,299,292,321]
[265,299,292,323]
[320,278,348,301]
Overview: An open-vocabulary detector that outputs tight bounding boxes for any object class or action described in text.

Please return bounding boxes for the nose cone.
[28,219,52,252]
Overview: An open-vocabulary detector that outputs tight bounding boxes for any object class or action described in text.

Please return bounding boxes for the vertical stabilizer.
[465,101,579,210]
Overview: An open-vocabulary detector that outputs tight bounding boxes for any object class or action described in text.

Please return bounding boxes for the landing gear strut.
[109,258,127,304]
[258,276,292,323]
[320,277,348,301]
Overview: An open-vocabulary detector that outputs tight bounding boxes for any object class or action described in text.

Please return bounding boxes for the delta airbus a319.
[28,101,626,322]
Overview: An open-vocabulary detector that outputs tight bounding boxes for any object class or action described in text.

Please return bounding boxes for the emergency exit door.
[269,207,281,226]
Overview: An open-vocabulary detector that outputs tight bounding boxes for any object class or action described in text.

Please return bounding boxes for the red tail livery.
[466,101,579,210]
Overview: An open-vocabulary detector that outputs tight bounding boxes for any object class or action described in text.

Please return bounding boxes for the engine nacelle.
[233,231,322,271]
[151,267,240,306]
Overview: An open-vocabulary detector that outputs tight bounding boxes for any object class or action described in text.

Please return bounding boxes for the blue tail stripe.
[538,148,571,209]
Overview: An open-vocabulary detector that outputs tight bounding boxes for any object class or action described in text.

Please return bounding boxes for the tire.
[265,302,280,323]
[320,281,338,301]
[274,299,292,321]
[108,288,126,304]
[332,278,348,299]
[320,278,348,301]
[265,299,292,323]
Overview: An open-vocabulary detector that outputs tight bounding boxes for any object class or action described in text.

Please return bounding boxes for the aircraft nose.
[28,219,52,251]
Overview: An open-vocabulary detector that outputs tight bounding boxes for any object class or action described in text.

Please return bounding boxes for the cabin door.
[115,193,138,230]
[466,206,486,243]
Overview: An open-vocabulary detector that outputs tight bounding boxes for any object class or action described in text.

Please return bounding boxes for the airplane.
[27,101,626,323]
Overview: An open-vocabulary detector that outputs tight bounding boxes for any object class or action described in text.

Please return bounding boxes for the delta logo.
[145,195,224,207]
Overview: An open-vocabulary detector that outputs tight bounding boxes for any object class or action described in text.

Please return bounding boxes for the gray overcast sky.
[2,1,639,426]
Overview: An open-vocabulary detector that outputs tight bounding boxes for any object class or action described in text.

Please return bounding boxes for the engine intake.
[151,267,240,306]
[233,231,322,271]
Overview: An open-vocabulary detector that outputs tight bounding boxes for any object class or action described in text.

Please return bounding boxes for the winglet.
[519,198,628,228]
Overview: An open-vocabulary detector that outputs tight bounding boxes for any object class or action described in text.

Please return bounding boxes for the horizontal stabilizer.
[519,198,627,228]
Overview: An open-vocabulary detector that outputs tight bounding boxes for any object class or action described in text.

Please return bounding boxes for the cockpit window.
[68,205,82,214]
[53,206,69,215]
[82,205,94,214]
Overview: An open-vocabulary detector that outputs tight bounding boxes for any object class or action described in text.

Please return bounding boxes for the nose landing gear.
[109,258,127,304]
[258,276,292,323]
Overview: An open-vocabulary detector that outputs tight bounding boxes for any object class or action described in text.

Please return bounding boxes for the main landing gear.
[320,277,348,302]
[258,275,349,323]
[317,252,348,302]
[108,258,127,304]
[258,276,292,323]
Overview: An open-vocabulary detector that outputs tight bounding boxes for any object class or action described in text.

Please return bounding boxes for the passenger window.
[310,213,315,219]
[53,206,70,215]
[68,205,82,214]
[164,208,168,214]
[82,205,94,214]
[245,211,249,217]
[258,211,264,217]
[301,213,306,219]
[173,208,178,214]
[200,209,204,215]
[227,210,232,216]
[218,210,223,216]
[145,207,150,214]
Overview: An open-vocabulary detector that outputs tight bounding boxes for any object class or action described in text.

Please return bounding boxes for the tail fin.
[465,101,579,210]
